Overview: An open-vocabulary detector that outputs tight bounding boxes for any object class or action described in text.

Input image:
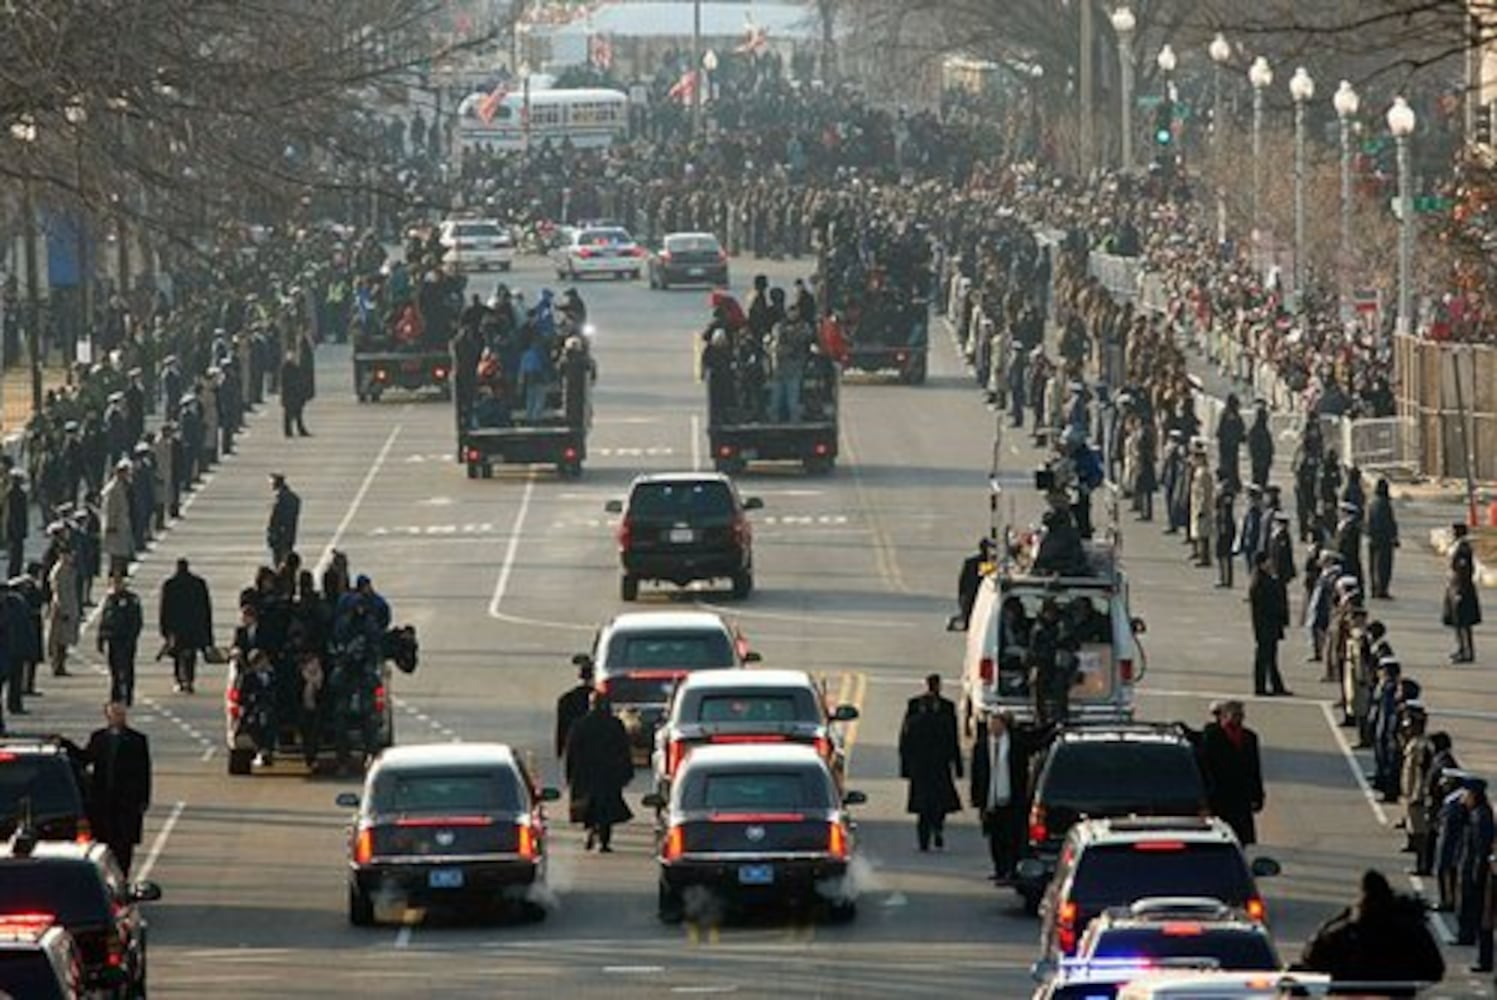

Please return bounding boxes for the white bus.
[458,87,629,151]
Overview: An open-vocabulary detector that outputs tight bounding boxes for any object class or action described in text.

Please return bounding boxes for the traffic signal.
[1477,102,1494,148]
[1154,100,1174,147]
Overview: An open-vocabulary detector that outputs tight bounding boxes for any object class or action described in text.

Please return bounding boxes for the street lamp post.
[1332,81,1360,299]
[1156,44,1177,172]
[1248,56,1273,232]
[691,0,703,140]
[9,116,43,413]
[1112,6,1136,172]
[702,48,719,126]
[1289,67,1315,312]
[1208,33,1231,150]
[1387,96,1417,336]
[65,99,89,361]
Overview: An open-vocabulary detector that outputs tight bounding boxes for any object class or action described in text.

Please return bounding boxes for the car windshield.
[1041,743,1204,809]
[579,229,630,246]
[373,771,524,815]
[0,863,112,925]
[628,481,735,520]
[0,951,66,999]
[1070,844,1254,908]
[1087,927,1278,969]
[454,223,503,238]
[688,770,831,811]
[666,236,719,253]
[609,632,734,670]
[697,693,809,724]
[0,758,84,825]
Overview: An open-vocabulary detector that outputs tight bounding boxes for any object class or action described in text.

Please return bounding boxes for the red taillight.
[466,447,481,463]
[828,822,847,859]
[394,816,492,828]
[433,366,448,380]
[663,825,684,860]
[813,735,832,759]
[717,444,734,458]
[630,246,647,257]
[1120,658,1135,682]
[616,518,632,551]
[979,657,995,683]
[707,734,786,745]
[578,248,595,259]
[1133,840,1186,852]
[106,935,126,967]
[226,685,241,721]
[517,823,537,859]
[1057,900,1079,953]
[374,369,388,383]
[666,739,685,776]
[563,446,578,460]
[353,827,374,864]
[0,752,16,762]
[1027,804,1047,844]
[1245,896,1267,923]
[0,914,55,933]
[895,351,908,363]
[1161,921,1204,936]
[813,441,829,456]
[373,684,386,715]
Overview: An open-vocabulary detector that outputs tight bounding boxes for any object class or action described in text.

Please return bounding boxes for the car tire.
[824,898,857,924]
[657,881,684,924]
[349,883,376,926]
[621,574,639,602]
[227,748,254,776]
[466,462,479,480]
[731,571,753,600]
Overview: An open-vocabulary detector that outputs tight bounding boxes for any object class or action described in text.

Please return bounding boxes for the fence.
[1395,333,1497,482]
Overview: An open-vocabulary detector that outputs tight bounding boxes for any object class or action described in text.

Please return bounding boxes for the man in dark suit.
[159,557,214,694]
[69,703,152,874]
[1248,550,1291,697]
[1200,700,1265,846]
[955,537,995,629]
[970,711,1044,881]
[267,473,301,568]
[899,674,962,852]
[555,659,595,759]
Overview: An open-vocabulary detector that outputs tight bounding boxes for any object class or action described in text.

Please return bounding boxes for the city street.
[25,254,1497,999]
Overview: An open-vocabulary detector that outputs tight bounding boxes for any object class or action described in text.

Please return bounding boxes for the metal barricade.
[1087,252,1143,301]
[1338,415,1420,476]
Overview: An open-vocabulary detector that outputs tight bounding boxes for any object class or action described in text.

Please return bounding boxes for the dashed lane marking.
[316,424,402,577]
[136,800,186,882]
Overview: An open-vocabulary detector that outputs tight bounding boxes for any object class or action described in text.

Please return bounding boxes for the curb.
[1428,527,1497,588]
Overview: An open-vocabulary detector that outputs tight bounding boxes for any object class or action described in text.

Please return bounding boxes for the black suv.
[0,740,90,842]
[1017,724,1208,912]
[606,473,762,601]
[0,836,161,998]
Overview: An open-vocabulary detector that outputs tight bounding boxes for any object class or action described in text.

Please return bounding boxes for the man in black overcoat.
[899,674,963,852]
[159,557,214,694]
[564,692,634,852]
[67,703,152,874]
[1201,699,1266,846]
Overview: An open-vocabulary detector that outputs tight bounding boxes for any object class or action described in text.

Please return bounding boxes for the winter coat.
[100,476,134,561]
[159,568,214,649]
[1297,894,1445,990]
[1189,459,1215,541]
[1201,721,1265,846]
[47,555,81,648]
[899,694,963,816]
[1442,538,1482,628]
[563,708,634,828]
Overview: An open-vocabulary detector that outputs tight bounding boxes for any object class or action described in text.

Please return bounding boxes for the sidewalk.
[0,363,69,434]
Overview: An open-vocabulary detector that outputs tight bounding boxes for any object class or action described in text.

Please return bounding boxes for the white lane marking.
[316,424,402,578]
[670,988,737,995]
[488,476,536,618]
[199,746,215,762]
[838,421,909,594]
[1317,701,1390,826]
[690,413,702,472]
[136,801,186,882]
[394,925,413,949]
[603,966,664,974]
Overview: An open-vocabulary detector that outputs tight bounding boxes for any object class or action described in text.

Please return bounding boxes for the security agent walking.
[555,659,595,759]
[564,690,633,852]
[970,711,1043,881]
[267,473,301,568]
[61,703,152,875]
[97,576,143,707]
[955,537,994,629]
[899,674,963,852]
[1248,551,1291,697]
[280,350,311,437]
[159,557,214,694]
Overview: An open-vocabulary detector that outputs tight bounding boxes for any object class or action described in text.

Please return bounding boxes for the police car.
[551,225,646,280]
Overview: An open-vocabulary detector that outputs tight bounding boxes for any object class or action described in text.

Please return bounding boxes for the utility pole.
[692,0,703,139]
[1079,0,1094,174]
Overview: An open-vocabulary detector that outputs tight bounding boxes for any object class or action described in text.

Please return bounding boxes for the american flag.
[667,69,699,103]
[476,83,508,124]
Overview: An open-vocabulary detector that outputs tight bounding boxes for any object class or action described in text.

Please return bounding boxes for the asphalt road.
[24,253,1497,999]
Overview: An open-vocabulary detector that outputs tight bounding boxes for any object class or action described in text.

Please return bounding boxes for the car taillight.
[663,825,684,861]
[563,446,578,461]
[630,246,646,257]
[374,369,388,383]
[433,366,448,380]
[1133,840,1186,851]
[578,248,595,258]
[813,736,831,759]
[226,685,241,721]
[1057,900,1078,954]
[717,444,735,459]
[616,518,632,551]
[1027,804,1047,844]
[813,441,829,456]
[828,822,848,859]
[373,685,386,715]
[1161,921,1204,936]
[732,513,749,546]
[517,823,537,859]
[979,657,995,683]
[896,351,908,363]
[106,931,126,967]
[666,739,685,776]
[353,827,374,864]
[1119,658,1134,683]
[466,447,481,463]
[1245,896,1267,923]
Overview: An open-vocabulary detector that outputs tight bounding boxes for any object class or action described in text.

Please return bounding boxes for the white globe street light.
[1156,44,1177,74]
[1387,96,1417,335]
[1248,57,1273,230]
[1112,6,1136,171]
[1208,34,1230,148]
[1209,33,1231,65]
[1289,67,1314,310]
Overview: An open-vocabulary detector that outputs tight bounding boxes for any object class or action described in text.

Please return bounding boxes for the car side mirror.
[1014,858,1047,882]
[641,792,665,810]
[743,651,762,664]
[1029,959,1057,983]
[831,704,860,723]
[335,792,360,809]
[604,499,623,514]
[129,881,163,903]
[945,613,967,633]
[1131,617,1147,634]
[1250,856,1281,878]
[841,790,867,807]
[538,786,561,803]
[742,496,763,511]
[571,653,593,668]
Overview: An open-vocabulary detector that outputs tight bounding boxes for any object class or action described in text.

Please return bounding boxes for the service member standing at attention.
[267,473,301,568]
[899,674,963,852]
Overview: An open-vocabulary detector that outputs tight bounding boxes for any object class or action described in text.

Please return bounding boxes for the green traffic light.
[1155,128,1172,144]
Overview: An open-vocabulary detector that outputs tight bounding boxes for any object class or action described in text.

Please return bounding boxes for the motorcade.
[0,739,90,842]
[0,834,161,998]
[1030,957,1221,1000]
[707,351,839,476]
[551,225,646,281]
[605,473,762,601]
[1032,817,1280,963]
[576,610,756,764]
[1061,898,1280,977]
[643,744,864,924]
[458,333,592,480]
[647,232,729,289]
[651,669,858,793]
[1017,724,1209,912]
[438,217,515,273]
[0,915,86,1000]
[338,743,559,925]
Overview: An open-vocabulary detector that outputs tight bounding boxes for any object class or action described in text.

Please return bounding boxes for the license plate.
[689,267,704,276]
[738,864,774,886]
[669,527,695,543]
[428,868,464,889]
